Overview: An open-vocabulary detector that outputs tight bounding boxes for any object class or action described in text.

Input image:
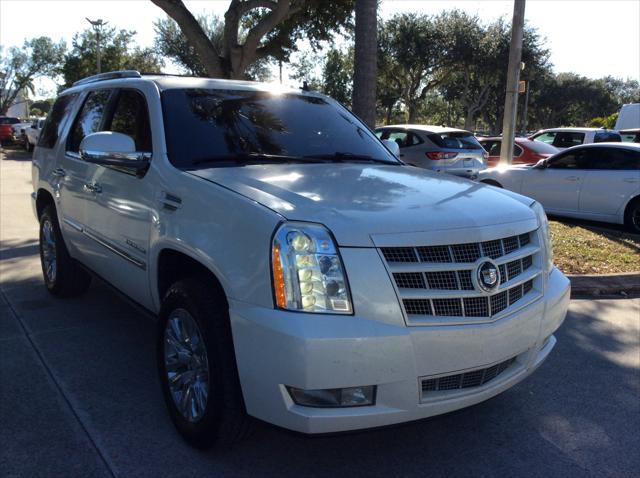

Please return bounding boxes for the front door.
[59,89,114,260]
[81,88,156,309]
[520,149,589,213]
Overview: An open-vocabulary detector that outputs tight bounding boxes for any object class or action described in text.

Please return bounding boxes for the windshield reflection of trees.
[189,90,331,156]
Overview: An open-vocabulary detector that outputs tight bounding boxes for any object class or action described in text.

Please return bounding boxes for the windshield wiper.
[304,152,398,164]
[190,152,320,167]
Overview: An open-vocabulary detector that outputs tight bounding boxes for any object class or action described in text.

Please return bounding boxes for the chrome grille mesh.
[381,230,542,324]
[401,280,534,318]
[421,356,517,395]
[425,271,458,289]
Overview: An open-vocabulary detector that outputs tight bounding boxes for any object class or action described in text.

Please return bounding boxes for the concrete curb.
[568,272,640,298]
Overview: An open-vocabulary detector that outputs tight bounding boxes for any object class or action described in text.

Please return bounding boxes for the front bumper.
[231,267,570,434]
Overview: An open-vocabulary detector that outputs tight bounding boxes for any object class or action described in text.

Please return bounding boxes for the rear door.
[579,147,640,220]
[520,149,590,213]
[376,128,424,165]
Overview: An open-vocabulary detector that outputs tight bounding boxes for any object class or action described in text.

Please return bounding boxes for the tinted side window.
[514,145,523,157]
[593,131,621,143]
[587,148,640,170]
[533,132,556,144]
[106,89,152,151]
[553,132,584,148]
[548,150,589,169]
[67,89,112,152]
[38,94,78,149]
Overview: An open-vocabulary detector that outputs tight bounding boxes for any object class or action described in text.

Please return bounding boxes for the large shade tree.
[0,37,65,114]
[151,0,354,79]
[60,27,163,88]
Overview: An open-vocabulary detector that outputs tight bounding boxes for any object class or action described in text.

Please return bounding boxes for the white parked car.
[479,143,640,232]
[32,70,569,448]
[375,125,487,178]
[25,117,46,152]
[529,127,621,150]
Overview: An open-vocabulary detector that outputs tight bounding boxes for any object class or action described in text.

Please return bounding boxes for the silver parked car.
[376,125,487,178]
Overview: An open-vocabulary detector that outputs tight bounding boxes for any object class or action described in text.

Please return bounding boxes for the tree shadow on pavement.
[0,145,33,162]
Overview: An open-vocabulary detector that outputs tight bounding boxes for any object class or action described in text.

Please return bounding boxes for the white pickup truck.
[31,71,570,449]
[25,117,46,152]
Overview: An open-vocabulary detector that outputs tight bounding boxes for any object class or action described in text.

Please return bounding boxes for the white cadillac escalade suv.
[31,71,570,448]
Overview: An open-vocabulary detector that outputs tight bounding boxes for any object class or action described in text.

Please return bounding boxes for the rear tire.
[157,278,252,449]
[624,197,640,234]
[39,206,92,297]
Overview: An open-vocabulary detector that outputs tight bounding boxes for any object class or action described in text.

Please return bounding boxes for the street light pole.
[86,18,108,74]
[499,0,526,166]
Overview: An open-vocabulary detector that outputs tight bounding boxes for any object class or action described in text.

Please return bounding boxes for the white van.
[615,103,640,130]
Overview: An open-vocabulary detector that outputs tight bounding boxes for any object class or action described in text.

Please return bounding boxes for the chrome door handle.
[564,176,580,181]
[52,167,66,177]
[623,178,639,183]
[83,182,102,193]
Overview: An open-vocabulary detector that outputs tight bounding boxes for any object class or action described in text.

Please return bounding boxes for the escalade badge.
[477,261,500,292]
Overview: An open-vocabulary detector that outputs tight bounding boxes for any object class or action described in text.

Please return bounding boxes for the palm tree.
[352,0,377,128]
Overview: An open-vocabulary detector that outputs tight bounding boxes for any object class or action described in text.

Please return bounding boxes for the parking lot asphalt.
[1,147,639,477]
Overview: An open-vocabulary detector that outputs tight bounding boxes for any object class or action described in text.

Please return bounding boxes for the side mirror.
[533,158,548,169]
[79,131,151,173]
[382,139,400,158]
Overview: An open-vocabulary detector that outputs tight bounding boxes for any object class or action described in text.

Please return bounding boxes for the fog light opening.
[287,385,376,408]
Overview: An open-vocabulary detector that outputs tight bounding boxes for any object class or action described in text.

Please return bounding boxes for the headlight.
[531,201,553,274]
[271,222,353,314]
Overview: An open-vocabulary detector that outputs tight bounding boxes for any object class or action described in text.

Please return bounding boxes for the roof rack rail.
[72,70,141,87]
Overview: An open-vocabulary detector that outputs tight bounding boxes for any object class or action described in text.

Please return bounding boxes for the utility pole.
[499,0,526,165]
[521,80,530,135]
[86,18,108,74]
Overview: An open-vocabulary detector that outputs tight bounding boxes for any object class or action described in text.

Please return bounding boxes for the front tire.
[39,206,92,296]
[624,197,640,234]
[157,278,252,449]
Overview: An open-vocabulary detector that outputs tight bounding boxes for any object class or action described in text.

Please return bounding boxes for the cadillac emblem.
[477,260,500,292]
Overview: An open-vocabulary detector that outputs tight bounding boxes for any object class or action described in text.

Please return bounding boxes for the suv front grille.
[380,230,542,325]
[421,356,517,397]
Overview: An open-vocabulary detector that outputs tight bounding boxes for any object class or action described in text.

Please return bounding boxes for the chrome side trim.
[63,217,84,232]
[83,229,146,270]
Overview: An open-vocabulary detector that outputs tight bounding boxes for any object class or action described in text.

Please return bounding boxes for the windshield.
[427,132,483,150]
[161,88,399,168]
[524,140,558,154]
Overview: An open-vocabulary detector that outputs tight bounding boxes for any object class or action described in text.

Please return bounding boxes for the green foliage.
[60,27,164,88]
[587,112,618,129]
[154,14,271,81]
[30,99,54,114]
[322,48,353,107]
[0,37,65,114]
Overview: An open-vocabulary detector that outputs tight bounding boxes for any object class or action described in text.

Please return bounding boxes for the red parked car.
[479,137,559,167]
[0,116,21,145]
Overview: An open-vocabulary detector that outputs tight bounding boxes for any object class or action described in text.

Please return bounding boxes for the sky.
[1,0,639,97]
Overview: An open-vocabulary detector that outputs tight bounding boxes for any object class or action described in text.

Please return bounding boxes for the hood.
[189,164,537,246]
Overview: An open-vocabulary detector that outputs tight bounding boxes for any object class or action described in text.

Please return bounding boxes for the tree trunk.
[352,0,377,128]
[407,102,418,123]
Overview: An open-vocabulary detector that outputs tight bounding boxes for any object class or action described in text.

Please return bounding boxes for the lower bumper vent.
[421,356,517,395]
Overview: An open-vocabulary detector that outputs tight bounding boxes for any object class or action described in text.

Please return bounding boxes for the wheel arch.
[156,248,229,309]
[623,194,640,221]
[35,188,55,219]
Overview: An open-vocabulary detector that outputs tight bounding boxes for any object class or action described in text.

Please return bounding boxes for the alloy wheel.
[41,219,57,283]
[164,308,210,422]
